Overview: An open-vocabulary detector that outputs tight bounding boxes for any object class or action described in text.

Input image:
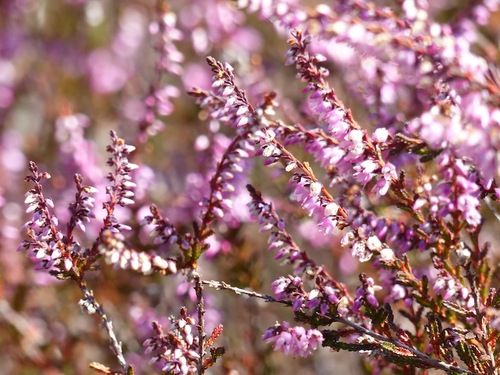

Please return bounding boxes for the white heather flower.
[352,241,372,262]
[265,129,276,143]
[351,142,365,156]
[262,144,276,157]
[366,235,382,250]
[348,129,364,144]
[324,202,339,216]
[340,231,355,247]
[372,128,389,143]
[379,247,395,262]
[309,182,322,196]
[285,162,296,172]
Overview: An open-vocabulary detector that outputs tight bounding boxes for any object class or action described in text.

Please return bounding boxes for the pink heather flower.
[457,194,481,227]
[388,284,407,302]
[262,321,323,357]
[353,159,378,185]
[372,163,397,196]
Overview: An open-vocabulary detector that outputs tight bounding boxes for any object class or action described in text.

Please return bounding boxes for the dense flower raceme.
[143,307,224,375]
[9,1,500,375]
[137,5,183,143]
[18,131,142,275]
[143,309,201,375]
[255,0,500,184]
[18,162,83,273]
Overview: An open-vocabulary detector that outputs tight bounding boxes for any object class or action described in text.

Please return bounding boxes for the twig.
[192,271,206,374]
[202,279,476,375]
[201,279,288,305]
[76,279,129,374]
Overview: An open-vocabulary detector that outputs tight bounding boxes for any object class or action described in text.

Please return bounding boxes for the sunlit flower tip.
[212,79,224,88]
[222,182,235,192]
[372,128,389,143]
[123,145,136,153]
[268,240,284,250]
[309,182,322,196]
[265,129,276,142]
[262,144,276,157]
[222,85,235,96]
[314,53,326,62]
[26,204,37,213]
[123,190,135,198]
[223,62,234,72]
[220,199,232,209]
[35,247,46,259]
[24,193,37,204]
[152,256,167,269]
[309,289,319,300]
[324,202,339,216]
[348,129,364,143]
[63,258,72,271]
[119,224,132,231]
[351,143,365,156]
[76,220,86,232]
[413,198,426,210]
[235,105,248,116]
[260,223,274,232]
[285,162,296,172]
[127,163,139,170]
[220,171,234,181]
[141,260,152,275]
[352,241,372,262]
[366,236,382,250]
[236,116,249,127]
[120,197,135,205]
[45,198,54,208]
[379,247,395,262]
[212,207,224,219]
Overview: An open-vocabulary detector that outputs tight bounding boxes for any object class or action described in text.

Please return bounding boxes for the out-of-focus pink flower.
[263,321,323,357]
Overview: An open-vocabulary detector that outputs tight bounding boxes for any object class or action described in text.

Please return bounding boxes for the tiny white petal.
[310,182,322,196]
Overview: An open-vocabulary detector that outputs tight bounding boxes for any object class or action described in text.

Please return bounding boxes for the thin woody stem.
[76,279,128,374]
[202,279,476,375]
[192,271,206,374]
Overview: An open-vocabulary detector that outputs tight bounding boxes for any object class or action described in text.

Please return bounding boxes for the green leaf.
[455,340,477,370]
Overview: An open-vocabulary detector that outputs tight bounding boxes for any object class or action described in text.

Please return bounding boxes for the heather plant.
[3,0,500,374]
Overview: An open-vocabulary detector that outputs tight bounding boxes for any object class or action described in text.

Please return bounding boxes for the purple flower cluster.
[9,0,500,374]
[19,163,73,273]
[102,130,138,232]
[262,321,323,358]
[143,308,201,374]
